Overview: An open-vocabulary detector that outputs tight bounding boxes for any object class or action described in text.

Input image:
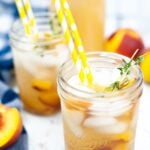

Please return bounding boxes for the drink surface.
[60,66,141,150]
[68,0,105,51]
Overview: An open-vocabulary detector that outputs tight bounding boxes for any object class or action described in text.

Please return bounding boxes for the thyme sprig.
[106,49,143,91]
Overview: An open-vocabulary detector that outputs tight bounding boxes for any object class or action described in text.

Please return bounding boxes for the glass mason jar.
[10,13,68,115]
[58,52,143,150]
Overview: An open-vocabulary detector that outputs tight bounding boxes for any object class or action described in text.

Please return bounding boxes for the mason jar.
[10,12,68,115]
[58,52,143,150]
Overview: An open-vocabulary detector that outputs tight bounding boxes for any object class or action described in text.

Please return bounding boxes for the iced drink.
[10,13,68,115]
[58,52,143,150]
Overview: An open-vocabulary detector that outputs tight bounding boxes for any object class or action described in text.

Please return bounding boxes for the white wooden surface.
[21,83,150,150]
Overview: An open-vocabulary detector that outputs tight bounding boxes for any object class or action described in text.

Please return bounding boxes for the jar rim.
[58,52,143,100]
[9,12,64,46]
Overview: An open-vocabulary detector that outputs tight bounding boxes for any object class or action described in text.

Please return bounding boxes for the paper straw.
[60,0,86,64]
[15,0,32,36]
[53,0,86,82]
[53,0,93,84]
[22,0,38,34]
[60,0,93,84]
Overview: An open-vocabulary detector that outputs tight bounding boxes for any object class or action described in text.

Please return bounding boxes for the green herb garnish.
[106,49,143,91]
[134,56,144,65]
[49,15,62,35]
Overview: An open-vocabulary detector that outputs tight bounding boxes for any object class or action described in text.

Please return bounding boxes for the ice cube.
[89,101,110,114]
[40,53,58,66]
[84,116,117,127]
[16,52,39,74]
[64,109,84,125]
[108,105,132,117]
[89,100,132,117]
[63,109,85,137]
[17,51,57,78]
[68,76,95,93]
[107,100,132,117]
[93,68,120,86]
[68,123,83,137]
[98,121,128,134]
[84,116,128,134]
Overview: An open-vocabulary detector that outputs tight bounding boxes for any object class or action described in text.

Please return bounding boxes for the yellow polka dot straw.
[53,0,93,84]
[15,0,37,36]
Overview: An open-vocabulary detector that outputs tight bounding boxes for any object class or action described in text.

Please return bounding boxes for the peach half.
[0,104,22,148]
[140,50,150,83]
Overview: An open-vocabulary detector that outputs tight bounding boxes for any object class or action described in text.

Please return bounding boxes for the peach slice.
[0,104,22,148]
[114,143,127,150]
[140,51,150,83]
[114,131,132,142]
[89,83,106,92]
[22,97,55,115]
[39,91,60,107]
[32,79,52,91]
[121,78,136,89]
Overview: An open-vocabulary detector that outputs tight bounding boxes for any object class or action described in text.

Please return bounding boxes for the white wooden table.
[21,83,150,150]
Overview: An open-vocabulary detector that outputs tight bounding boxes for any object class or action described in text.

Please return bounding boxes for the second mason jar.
[10,13,68,115]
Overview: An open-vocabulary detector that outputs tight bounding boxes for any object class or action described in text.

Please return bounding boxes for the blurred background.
[1,0,150,82]
[1,0,150,48]
[106,0,150,46]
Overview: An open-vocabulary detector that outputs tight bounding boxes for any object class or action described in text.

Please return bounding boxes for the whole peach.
[105,28,145,58]
[0,104,22,149]
[140,50,150,83]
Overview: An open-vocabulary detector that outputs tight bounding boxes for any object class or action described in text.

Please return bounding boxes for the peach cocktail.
[58,52,143,150]
[10,13,68,115]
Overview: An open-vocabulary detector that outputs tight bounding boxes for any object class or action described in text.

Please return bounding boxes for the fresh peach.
[114,143,127,150]
[140,49,150,83]
[114,131,132,142]
[105,28,145,58]
[0,104,22,149]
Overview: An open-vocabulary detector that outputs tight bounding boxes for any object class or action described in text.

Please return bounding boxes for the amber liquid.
[61,93,140,150]
[15,64,59,115]
[13,42,67,115]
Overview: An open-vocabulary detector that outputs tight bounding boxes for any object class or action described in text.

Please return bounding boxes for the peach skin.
[0,104,22,149]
